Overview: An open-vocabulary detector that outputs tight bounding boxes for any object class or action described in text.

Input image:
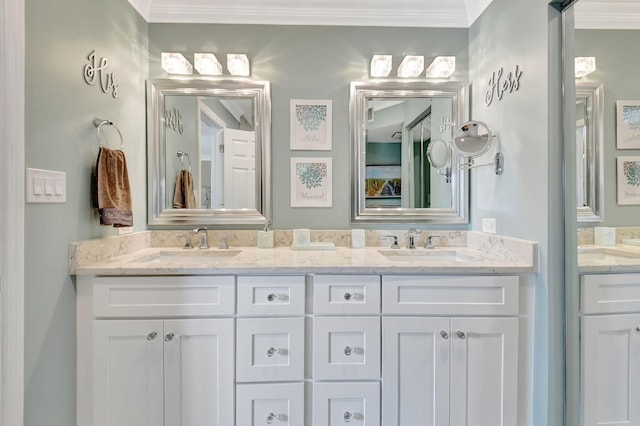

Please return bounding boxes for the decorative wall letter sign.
[485,65,523,106]
[83,50,119,98]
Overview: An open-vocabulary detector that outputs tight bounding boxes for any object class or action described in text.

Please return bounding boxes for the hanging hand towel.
[173,169,197,209]
[93,146,133,227]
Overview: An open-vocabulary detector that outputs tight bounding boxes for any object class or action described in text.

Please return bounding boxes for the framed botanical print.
[290,99,332,150]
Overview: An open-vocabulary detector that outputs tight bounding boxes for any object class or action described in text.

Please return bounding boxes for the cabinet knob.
[344,346,353,356]
[266,412,280,424]
[266,347,279,357]
[456,330,466,340]
[344,411,355,422]
[147,331,158,341]
[440,330,449,340]
[164,332,175,342]
[267,293,279,302]
[343,292,356,301]
[636,327,640,333]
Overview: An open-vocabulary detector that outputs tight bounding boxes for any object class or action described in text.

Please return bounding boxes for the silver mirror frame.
[576,81,604,222]
[350,80,469,224]
[147,77,271,226]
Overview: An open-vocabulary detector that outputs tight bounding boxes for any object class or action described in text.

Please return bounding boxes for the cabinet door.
[164,318,235,426]
[582,314,640,426]
[312,382,380,425]
[236,383,305,426]
[382,317,450,426]
[449,317,519,426]
[93,320,164,426]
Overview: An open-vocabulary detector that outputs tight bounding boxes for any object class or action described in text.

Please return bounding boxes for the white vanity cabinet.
[381,275,520,426]
[77,275,236,426]
[581,273,640,426]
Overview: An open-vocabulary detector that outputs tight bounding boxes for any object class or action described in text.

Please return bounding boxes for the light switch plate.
[26,168,66,203]
[482,218,497,234]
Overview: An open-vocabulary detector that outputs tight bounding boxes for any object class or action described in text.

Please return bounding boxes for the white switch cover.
[482,218,497,234]
[26,168,66,203]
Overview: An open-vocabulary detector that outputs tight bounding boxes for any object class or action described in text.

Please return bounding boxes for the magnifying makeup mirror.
[426,138,452,183]
[452,120,504,175]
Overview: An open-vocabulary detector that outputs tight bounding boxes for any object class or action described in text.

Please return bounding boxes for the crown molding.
[575,2,640,29]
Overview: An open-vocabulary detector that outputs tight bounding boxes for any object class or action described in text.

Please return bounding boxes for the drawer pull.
[266,347,279,357]
[164,332,175,342]
[440,330,449,340]
[636,327,640,333]
[343,292,356,301]
[146,331,157,341]
[456,330,466,340]
[344,411,354,422]
[266,412,280,424]
[344,346,354,356]
[267,293,279,302]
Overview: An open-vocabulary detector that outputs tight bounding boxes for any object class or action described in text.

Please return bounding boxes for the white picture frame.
[290,157,332,207]
[617,156,640,205]
[616,100,640,149]
[290,99,332,150]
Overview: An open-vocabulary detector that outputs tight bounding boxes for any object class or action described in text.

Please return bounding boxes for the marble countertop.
[578,244,640,273]
[70,231,538,276]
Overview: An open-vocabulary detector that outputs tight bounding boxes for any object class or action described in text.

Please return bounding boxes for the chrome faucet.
[181,233,194,249]
[219,236,229,249]
[384,235,400,249]
[193,227,209,249]
[426,235,442,249]
[407,227,421,249]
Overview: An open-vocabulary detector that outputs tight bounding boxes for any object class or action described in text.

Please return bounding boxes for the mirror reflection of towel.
[173,169,196,209]
[93,147,133,227]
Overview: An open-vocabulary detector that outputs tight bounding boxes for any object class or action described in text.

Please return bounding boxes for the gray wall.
[577,29,640,226]
[24,0,148,424]
[149,24,470,229]
[469,1,564,425]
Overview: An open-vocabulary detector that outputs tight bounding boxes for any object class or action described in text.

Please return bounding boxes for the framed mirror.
[147,77,271,226]
[576,81,604,222]
[350,80,469,224]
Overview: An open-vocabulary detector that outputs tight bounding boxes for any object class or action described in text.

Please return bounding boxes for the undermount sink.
[378,248,481,263]
[129,249,241,264]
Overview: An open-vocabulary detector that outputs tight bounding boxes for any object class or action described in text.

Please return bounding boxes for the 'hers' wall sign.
[485,65,523,106]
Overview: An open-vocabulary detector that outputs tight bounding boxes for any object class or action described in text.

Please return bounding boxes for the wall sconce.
[194,53,222,75]
[575,57,596,78]
[370,55,392,77]
[397,55,424,78]
[161,52,193,75]
[227,54,250,76]
[425,56,456,78]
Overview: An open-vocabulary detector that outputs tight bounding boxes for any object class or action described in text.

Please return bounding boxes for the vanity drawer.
[313,275,381,315]
[582,273,640,314]
[382,275,519,315]
[236,317,305,382]
[312,382,380,426]
[313,316,381,380]
[236,383,304,426]
[92,276,235,318]
[237,275,306,316]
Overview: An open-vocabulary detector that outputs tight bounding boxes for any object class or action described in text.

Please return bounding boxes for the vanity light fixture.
[425,56,456,78]
[227,54,250,76]
[194,53,222,75]
[161,52,193,75]
[370,55,393,77]
[397,55,424,78]
[575,57,596,78]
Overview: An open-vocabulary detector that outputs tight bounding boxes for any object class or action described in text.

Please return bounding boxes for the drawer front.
[93,276,235,318]
[313,316,381,380]
[582,273,640,314]
[382,275,519,316]
[236,317,305,382]
[236,383,304,426]
[237,275,306,316]
[313,275,381,315]
[312,382,380,426]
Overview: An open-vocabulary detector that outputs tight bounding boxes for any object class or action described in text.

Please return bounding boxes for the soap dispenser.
[257,221,274,248]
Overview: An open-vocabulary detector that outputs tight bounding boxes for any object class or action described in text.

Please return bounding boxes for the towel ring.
[93,118,124,150]
[177,151,191,171]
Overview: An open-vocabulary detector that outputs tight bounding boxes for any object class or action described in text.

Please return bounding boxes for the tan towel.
[93,147,133,227]
[173,169,197,209]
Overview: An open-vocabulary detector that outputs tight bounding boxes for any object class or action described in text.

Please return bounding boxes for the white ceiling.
[126,0,640,29]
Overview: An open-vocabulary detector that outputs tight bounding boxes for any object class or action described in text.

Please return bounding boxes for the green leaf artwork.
[624,160,640,187]
[296,104,327,131]
[624,105,640,132]
[296,162,327,189]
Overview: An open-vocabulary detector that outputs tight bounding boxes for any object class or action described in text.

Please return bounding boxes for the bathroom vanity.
[71,230,537,426]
